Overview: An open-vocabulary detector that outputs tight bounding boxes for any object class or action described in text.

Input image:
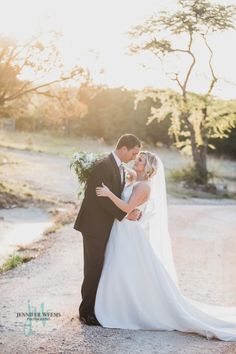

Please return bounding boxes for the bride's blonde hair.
[139,151,158,179]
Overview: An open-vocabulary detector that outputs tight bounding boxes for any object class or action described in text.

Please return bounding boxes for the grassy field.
[0,130,235,198]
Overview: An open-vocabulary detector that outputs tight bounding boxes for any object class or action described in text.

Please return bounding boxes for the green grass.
[0,254,34,273]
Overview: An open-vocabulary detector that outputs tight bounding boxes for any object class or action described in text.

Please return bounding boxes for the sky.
[0,0,236,99]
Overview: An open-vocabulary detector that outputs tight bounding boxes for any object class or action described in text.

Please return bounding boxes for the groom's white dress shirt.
[112,151,124,184]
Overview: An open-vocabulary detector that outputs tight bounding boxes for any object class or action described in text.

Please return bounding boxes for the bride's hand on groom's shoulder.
[96,183,111,197]
[126,209,142,221]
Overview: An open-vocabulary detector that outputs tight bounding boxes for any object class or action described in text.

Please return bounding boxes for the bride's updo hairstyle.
[139,151,158,179]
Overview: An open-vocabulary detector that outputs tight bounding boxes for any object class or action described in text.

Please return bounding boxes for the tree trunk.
[192,145,208,185]
[182,111,208,185]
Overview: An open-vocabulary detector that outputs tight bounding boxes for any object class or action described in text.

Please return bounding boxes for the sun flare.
[0,0,236,98]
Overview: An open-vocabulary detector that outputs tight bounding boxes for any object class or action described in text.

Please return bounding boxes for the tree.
[129,0,236,185]
[33,86,89,136]
[0,31,88,118]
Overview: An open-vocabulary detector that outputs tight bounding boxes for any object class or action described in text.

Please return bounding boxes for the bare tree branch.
[201,34,218,97]
[182,32,196,97]
[171,73,184,91]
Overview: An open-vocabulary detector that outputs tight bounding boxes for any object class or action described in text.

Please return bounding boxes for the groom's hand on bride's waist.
[126,209,142,221]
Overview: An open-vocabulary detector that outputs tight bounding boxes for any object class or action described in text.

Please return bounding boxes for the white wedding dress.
[95,181,236,341]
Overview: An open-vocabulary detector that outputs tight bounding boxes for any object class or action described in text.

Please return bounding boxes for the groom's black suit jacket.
[74,153,127,237]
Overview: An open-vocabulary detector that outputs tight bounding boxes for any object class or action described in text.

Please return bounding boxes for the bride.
[94,151,236,341]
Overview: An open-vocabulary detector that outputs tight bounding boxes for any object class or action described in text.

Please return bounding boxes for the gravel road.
[0,146,236,354]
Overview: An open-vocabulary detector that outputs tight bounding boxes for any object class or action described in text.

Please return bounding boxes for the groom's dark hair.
[116,134,142,150]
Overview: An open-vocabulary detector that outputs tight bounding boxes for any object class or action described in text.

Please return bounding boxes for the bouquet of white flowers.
[70,151,108,197]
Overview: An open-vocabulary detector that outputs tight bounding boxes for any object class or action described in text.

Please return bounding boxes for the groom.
[74,134,142,325]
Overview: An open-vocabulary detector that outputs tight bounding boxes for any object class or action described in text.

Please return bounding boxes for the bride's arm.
[96,183,150,214]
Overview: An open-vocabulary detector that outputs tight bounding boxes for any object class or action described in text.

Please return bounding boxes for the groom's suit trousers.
[79,232,108,317]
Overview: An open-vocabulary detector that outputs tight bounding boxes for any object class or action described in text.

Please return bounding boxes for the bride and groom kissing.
[74,134,236,341]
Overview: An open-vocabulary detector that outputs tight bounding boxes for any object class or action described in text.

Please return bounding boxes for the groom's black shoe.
[79,314,101,326]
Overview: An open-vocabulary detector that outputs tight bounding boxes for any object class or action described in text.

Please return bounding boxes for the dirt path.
[0,146,236,353]
[0,146,79,203]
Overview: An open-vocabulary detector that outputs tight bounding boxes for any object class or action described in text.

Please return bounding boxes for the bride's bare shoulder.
[133,181,151,196]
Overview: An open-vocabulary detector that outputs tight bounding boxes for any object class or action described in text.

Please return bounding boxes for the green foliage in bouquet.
[70,151,108,197]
